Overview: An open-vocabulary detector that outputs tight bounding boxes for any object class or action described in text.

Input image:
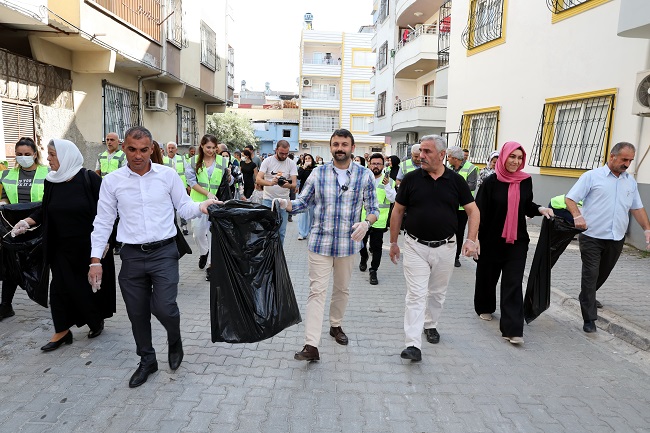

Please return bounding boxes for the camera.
[277,176,289,187]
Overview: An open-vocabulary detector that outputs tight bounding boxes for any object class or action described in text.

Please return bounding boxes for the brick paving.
[0,216,649,432]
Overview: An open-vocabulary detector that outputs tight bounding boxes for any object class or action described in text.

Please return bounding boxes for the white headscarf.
[45,139,84,183]
[487,150,500,164]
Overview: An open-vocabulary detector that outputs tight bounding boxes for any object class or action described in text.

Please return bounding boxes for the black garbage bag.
[524,216,584,324]
[208,200,301,343]
[0,202,49,308]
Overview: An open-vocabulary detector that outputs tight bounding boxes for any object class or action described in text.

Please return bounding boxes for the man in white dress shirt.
[89,126,218,388]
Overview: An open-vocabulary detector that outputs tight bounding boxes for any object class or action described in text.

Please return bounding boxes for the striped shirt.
[291,161,379,257]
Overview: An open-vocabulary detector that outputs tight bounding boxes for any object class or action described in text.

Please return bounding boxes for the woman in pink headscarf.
[473,142,554,345]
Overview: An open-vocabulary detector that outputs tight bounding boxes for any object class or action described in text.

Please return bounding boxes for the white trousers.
[403,236,455,349]
[304,251,354,347]
[192,214,211,256]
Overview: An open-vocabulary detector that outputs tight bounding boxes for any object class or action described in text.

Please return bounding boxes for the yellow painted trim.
[350,80,373,101]
[545,88,618,104]
[539,167,587,178]
[466,0,508,56]
[352,47,374,69]
[350,114,373,135]
[460,107,501,154]
[462,106,501,116]
[551,0,612,24]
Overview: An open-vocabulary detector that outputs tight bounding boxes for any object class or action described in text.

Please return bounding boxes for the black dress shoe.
[424,328,440,344]
[596,300,603,309]
[329,326,349,345]
[168,340,184,371]
[198,253,209,269]
[182,228,189,236]
[129,362,158,388]
[0,303,15,320]
[205,267,211,281]
[294,345,319,361]
[359,260,367,272]
[454,258,461,268]
[583,320,597,333]
[400,346,422,362]
[41,331,73,352]
[369,270,378,285]
[88,320,104,339]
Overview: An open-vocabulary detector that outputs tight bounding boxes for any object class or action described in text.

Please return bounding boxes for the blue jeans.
[262,199,288,245]
[298,206,314,238]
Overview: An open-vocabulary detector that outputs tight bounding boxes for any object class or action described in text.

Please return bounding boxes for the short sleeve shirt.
[259,156,298,200]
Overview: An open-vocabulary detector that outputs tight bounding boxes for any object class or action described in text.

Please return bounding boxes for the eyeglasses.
[369,162,384,166]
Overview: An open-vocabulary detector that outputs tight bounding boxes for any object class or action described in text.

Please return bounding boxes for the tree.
[205,111,257,150]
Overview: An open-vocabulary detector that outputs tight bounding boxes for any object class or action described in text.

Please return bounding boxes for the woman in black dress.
[239,149,258,199]
[13,139,116,351]
[473,142,553,345]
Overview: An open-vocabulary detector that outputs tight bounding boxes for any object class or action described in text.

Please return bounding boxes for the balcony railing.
[393,95,447,113]
[302,91,339,100]
[303,58,342,65]
[301,116,340,132]
[396,24,437,52]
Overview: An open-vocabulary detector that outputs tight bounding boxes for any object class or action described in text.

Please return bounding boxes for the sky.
[230,0,373,93]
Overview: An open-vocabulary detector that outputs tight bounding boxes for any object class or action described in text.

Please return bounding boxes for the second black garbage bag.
[208,200,301,343]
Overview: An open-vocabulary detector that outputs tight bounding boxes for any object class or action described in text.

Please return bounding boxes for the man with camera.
[256,140,298,244]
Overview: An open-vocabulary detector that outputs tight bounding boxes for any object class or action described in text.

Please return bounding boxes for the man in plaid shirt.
[276,129,379,361]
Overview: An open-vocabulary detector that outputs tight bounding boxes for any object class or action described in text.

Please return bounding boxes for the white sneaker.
[479,313,493,321]
[504,336,524,345]
[297,235,305,240]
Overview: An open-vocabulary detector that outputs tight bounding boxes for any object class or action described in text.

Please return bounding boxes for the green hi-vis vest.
[457,160,478,210]
[361,178,395,230]
[189,155,226,202]
[550,194,583,209]
[400,159,418,176]
[98,150,126,177]
[0,165,48,204]
[163,155,187,187]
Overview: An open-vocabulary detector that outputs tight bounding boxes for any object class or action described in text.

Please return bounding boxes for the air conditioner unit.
[406,132,418,144]
[633,69,650,116]
[302,143,309,149]
[303,78,312,87]
[146,90,168,111]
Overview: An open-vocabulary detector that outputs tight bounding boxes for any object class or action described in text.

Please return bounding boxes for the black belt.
[406,232,454,248]
[126,237,175,252]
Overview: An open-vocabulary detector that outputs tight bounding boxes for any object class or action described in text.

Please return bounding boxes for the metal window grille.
[529,95,614,170]
[167,0,186,48]
[376,92,387,117]
[461,0,504,50]
[102,81,139,140]
[177,104,196,146]
[438,1,451,68]
[455,111,499,164]
[302,110,340,133]
[546,0,590,13]
[378,0,389,23]
[200,21,217,70]
[377,42,388,70]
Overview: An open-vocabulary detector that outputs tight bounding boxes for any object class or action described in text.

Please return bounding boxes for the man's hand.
[351,221,369,242]
[462,239,479,260]
[538,206,554,219]
[206,192,217,200]
[382,176,389,186]
[273,198,289,210]
[389,243,400,264]
[11,219,30,237]
[200,198,222,214]
[573,215,587,230]
[88,264,103,293]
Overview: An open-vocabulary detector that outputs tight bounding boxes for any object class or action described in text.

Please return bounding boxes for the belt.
[126,237,175,252]
[405,232,454,248]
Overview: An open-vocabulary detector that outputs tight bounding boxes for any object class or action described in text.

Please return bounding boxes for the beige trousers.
[304,251,354,347]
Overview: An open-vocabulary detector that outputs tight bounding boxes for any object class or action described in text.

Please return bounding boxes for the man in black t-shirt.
[389,135,480,362]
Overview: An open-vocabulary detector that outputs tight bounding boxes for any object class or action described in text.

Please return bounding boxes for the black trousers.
[119,241,181,366]
[474,241,529,338]
[578,234,624,322]
[360,227,385,271]
[0,278,18,305]
[455,209,468,260]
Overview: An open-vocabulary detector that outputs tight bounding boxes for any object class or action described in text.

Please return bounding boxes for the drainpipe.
[138,2,169,125]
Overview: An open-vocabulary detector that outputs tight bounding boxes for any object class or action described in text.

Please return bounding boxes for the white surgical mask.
[223,156,230,165]
[16,155,35,168]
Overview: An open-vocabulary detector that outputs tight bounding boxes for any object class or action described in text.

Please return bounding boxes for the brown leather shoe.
[294,344,319,361]
[329,326,349,345]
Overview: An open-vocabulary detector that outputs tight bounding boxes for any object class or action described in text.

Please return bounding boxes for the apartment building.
[369,0,450,158]
[299,18,385,161]
[0,0,232,165]
[444,0,650,249]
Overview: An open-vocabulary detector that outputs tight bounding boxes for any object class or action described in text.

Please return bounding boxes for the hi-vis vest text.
[361,178,394,229]
[457,160,478,210]
[98,150,126,177]
[400,159,418,176]
[163,155,187,187]
[0,165,48,203]
[189,155,226,202]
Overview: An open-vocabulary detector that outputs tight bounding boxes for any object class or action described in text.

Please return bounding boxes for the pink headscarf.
[495,141,530,244]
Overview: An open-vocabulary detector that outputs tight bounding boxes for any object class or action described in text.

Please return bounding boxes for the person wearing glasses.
[275,129,379,362]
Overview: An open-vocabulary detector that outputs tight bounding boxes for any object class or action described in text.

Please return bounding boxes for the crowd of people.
[0,127,649,388]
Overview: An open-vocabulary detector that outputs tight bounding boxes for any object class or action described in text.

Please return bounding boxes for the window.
[200,21,217,70]
[167,0,184,47]
[283,129,291,138]
[456,108,499,164]
[352,49,375,68]
[103,82,139,139]
[461,0,507,52]
[376,92,387,117]
[177,105,196,146]
[547,0,610,23]
[530,90,615,172]
[2,101,35,164]
[302,110,340,133]
[351,115,371,133]
[351,82,371,100]
[378,0,389,23]
[377,42,388,70]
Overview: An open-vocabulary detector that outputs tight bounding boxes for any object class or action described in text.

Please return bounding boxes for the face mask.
[242,156,248,162]
[223,156,230,165]
[16,155,35,168]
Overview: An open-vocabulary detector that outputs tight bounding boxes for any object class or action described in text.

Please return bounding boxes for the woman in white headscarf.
[11,139,116,351]
[477,150,499,191]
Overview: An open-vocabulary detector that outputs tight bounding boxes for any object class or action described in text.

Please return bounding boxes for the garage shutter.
[2,100,35,164]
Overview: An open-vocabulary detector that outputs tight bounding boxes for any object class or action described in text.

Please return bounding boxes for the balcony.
[301,116,340,133]
[394,25,439,79]
[396,0,446,27]
[302,58,342,78]
[370,74,376,94]
[392,96,446,132]
[301,90,340,109]
[618,0,650,38]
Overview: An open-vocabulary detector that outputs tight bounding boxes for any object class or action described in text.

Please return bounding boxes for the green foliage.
[205,112,257,150]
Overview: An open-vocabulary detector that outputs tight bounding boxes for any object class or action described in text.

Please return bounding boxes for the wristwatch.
[364,219,372,229]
